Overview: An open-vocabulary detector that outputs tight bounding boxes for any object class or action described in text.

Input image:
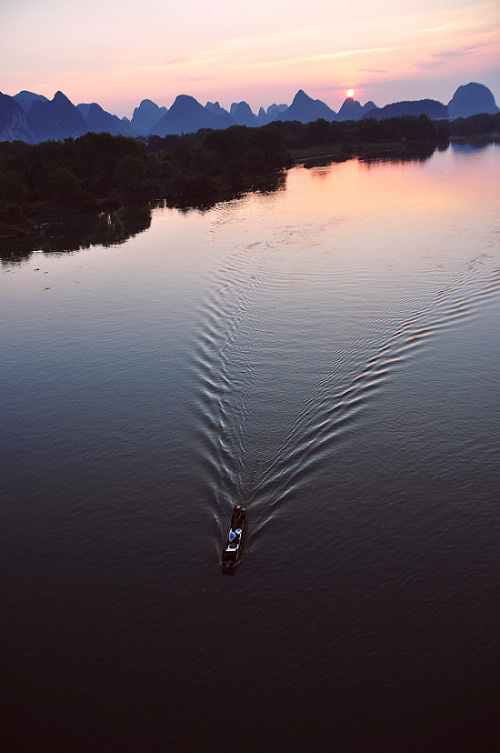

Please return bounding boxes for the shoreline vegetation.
[1,113,499,243]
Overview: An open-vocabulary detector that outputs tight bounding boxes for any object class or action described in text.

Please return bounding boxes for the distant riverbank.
[0,126,292,240]
[289,140,438,166]
[1,113,498,241]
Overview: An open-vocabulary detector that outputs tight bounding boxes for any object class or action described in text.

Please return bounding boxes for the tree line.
[270,113,450,151]
[0,126,291,235]
[0,113,497,237]
[448,112,500,139]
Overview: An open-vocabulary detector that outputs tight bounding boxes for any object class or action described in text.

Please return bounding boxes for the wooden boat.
[221,505,246,573]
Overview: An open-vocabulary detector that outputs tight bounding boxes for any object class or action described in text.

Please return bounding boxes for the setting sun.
[347,88,355,98]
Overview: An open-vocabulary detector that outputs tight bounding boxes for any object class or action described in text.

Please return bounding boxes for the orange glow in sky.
[1,0,499,117]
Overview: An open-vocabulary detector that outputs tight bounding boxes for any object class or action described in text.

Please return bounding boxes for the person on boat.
[228,528,240,544]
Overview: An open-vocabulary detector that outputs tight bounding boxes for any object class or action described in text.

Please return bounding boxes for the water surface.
[1,145,499,751]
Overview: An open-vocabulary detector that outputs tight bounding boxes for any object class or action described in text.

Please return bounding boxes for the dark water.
[1,145,499,752]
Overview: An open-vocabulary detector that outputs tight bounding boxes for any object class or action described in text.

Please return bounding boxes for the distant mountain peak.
[280,89,337,123]
[152,93,232,136]
[131,99,167,134]
[3,81,499,144]
[364,98,448,121]
[172,94,200,108]
[0,92,37,142]
[53,90,72,105]
[205,101,230,117]
[14,90,48,113]
[448,82,498,119]
[27,90,86,140]
[139,98,159,108]
[293,89,312,103]
[230,101,257,127]
[338,97,365,121]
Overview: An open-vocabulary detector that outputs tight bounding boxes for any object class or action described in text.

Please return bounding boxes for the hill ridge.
[0,82,497,143]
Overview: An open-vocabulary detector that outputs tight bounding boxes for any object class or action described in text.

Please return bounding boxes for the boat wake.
[188,222,500,556]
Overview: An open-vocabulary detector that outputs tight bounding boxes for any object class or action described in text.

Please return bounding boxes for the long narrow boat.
[221,505,247,573]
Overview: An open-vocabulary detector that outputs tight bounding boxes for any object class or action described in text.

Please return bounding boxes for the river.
[1,144,499,752]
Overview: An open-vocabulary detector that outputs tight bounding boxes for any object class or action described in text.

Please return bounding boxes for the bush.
[42,168,88,208]
[0,171,29,202]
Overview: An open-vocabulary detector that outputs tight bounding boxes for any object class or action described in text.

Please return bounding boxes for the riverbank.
[1,113,498,241]
[289,139,439,166]
[0,127,292,240]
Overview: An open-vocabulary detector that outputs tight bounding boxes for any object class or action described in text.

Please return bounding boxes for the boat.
[221,505,247,573]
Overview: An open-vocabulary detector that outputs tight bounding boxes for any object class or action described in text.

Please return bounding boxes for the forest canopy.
[0,113,497,237]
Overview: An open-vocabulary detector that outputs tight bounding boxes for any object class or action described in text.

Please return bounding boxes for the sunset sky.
[2,0,499,117]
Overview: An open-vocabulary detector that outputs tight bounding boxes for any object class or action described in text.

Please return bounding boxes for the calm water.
[1,145,499,752]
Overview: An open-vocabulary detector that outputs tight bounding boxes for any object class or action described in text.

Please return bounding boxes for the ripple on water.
[187,219,500,554]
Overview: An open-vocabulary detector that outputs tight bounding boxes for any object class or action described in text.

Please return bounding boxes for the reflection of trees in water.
[450,141,492,153]
[164,170,287,210]
[0,203,153,263]
[356,142,438,164]
[299,144,441,170]
[1,173,288,263]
